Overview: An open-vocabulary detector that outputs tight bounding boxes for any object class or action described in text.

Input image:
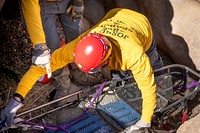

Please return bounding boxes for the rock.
[81,0,106,34]
[114,0,140,12]
[84,0,105,26]
[169,0,200,71]
[136,0,200,71]
[177,113,200,133]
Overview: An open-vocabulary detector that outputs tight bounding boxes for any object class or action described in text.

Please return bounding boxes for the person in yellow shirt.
[21,0,84,78]
[21,0,85,103]
[1,8,163,131]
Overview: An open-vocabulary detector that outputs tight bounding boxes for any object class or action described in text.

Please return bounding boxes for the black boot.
[51,66,71,107]
[51,66,82,108]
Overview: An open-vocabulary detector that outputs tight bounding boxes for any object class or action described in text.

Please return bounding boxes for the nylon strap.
[21,81,106,132]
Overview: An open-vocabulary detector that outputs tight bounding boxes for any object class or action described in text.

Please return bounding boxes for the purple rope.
[62,81,106,129]
[173,74,199,92]
[186,81,199,89]
[21,81,106,133]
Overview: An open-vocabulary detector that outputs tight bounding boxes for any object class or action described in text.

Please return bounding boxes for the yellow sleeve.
[16,65,46,98]
[15,34,86,98]
[127,53,156,123]
[21,0,46,46]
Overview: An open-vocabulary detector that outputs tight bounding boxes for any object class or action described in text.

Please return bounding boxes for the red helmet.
[74,33,111,73]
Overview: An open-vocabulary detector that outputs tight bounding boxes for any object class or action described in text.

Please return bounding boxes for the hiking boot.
[51,65,84,107]
[50,66,71,107]
[52,83,83,108]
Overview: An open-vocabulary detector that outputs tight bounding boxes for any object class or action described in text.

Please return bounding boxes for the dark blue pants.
[39,0,84,53]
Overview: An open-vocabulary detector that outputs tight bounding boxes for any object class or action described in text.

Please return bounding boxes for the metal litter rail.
[16,64,200,122]
[16,77,133,121]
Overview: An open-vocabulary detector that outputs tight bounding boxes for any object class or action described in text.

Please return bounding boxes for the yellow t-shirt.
[16,8,156,123]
